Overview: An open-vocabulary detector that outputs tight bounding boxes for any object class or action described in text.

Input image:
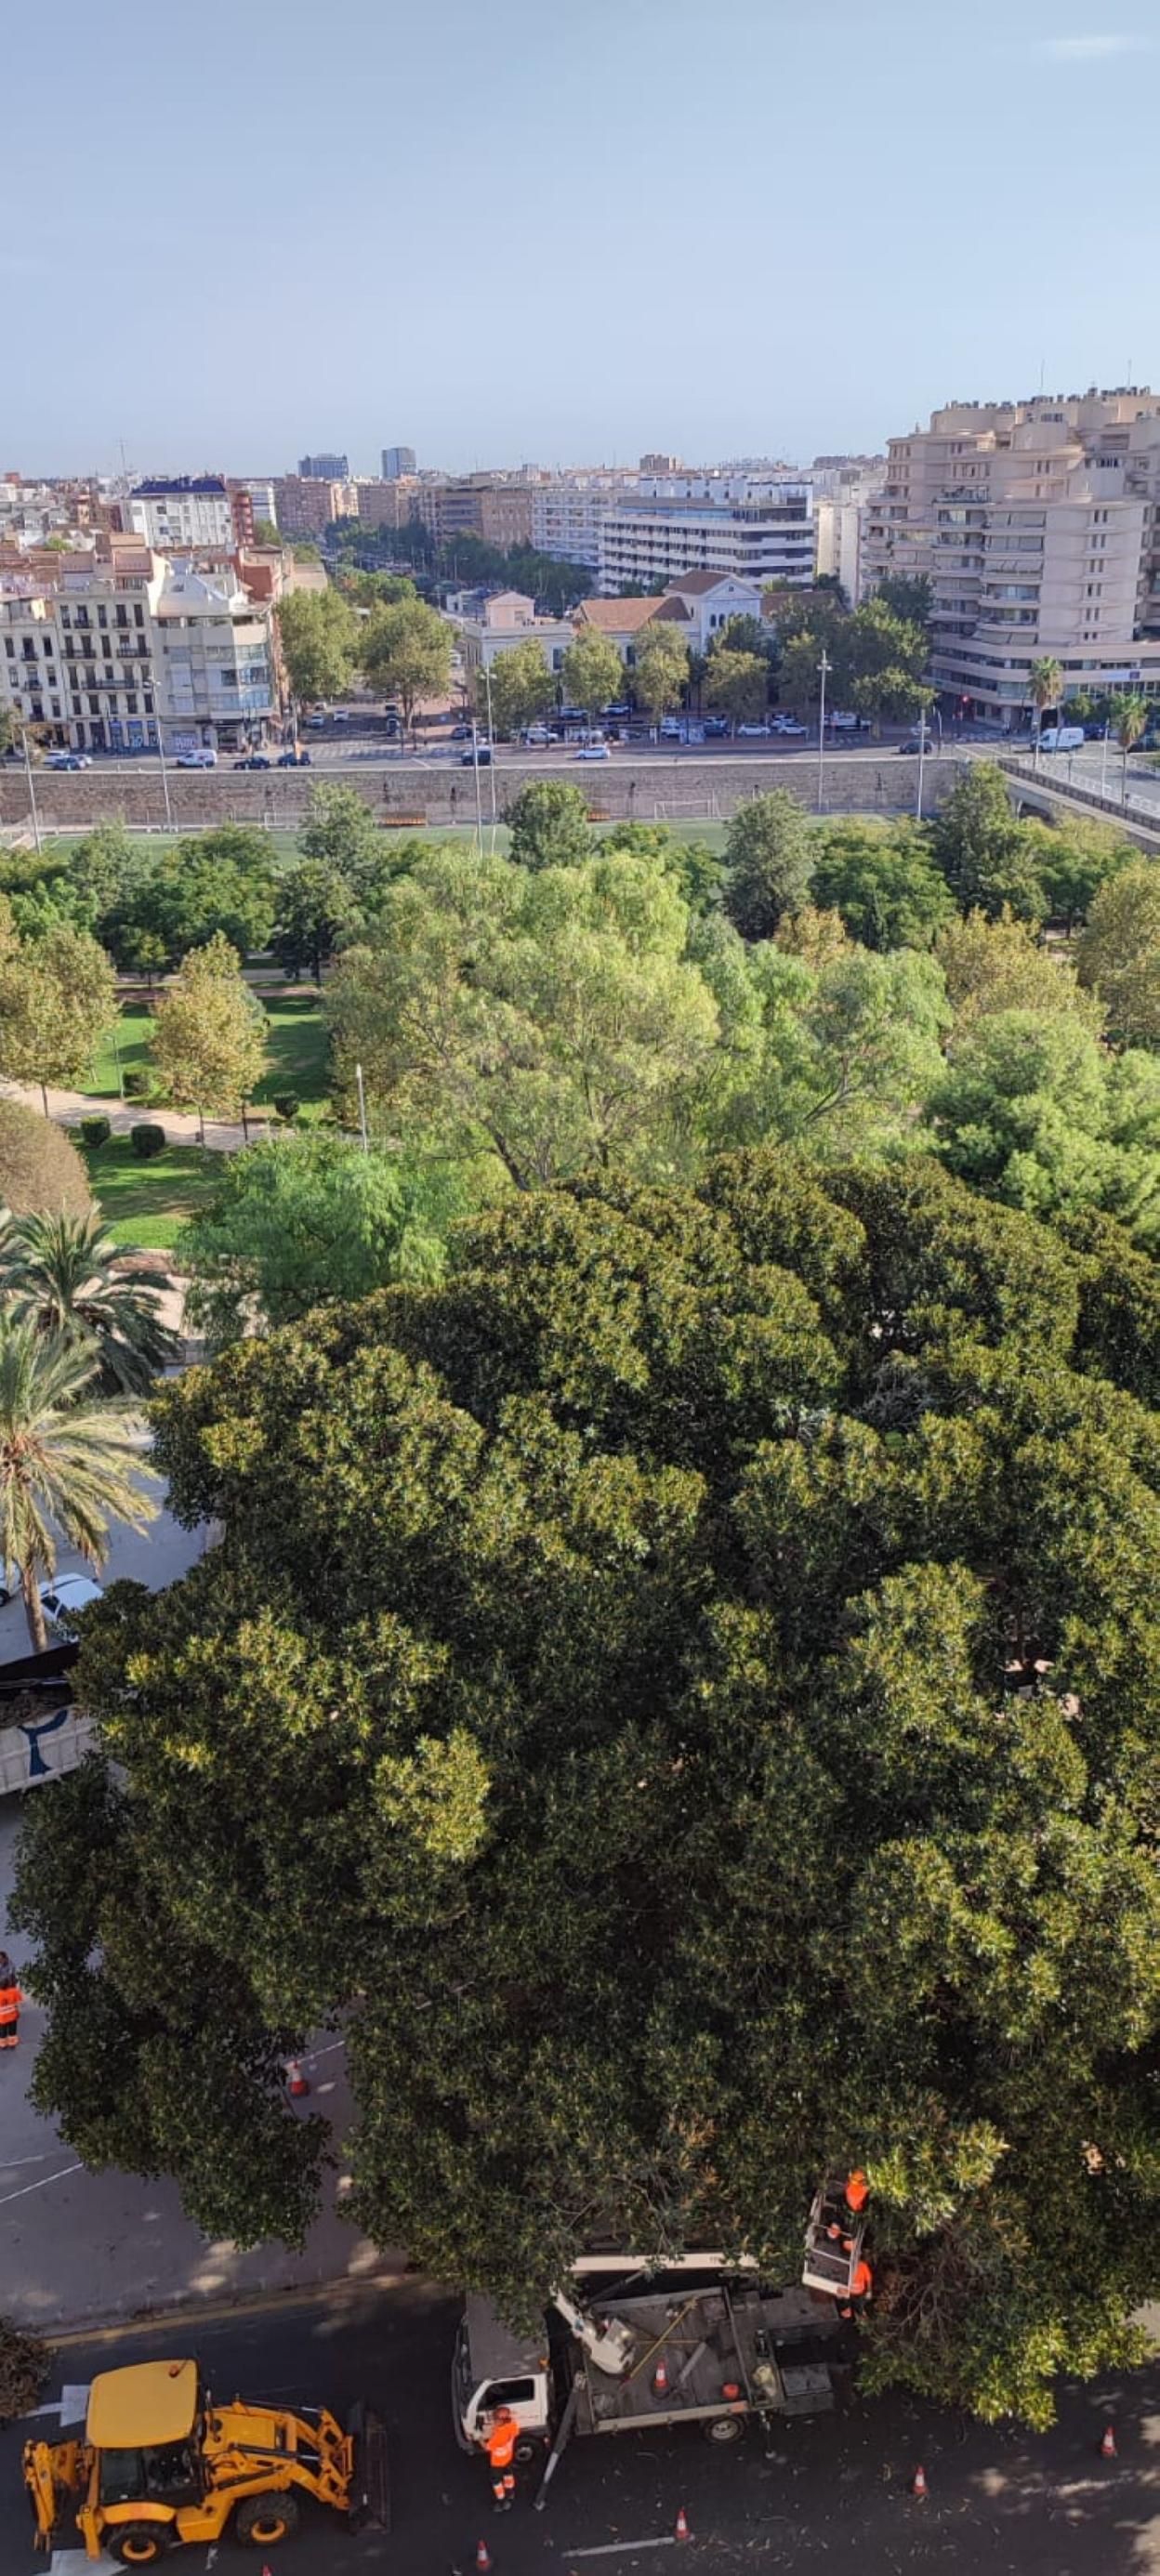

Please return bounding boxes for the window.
[3,638,11,658]
[87,694,99,714]
[98,608,107,627]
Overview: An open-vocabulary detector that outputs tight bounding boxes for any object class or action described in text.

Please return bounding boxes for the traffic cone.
[1101,2423,1117,2460]
[286,2057,310,2097]
[652,2357,669,2397]
[911,2464,928,2500]
[674,2504,690,2542]
[475,2543,493,2573]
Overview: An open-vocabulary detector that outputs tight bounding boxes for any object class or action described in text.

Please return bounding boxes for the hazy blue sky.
[8,0,1159,477]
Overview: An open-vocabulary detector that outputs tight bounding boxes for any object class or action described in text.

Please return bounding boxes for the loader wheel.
[235,2492,301,2546]
[110,2530,169,2567]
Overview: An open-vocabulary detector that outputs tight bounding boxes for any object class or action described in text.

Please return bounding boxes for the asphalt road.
[7,2285,1158,2576]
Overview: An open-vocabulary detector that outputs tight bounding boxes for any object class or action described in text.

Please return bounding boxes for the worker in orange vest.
[838,2256,873,2321]
[481,2406,521,2512]
[0,1952,23,2051]
[827,2167,870,2248]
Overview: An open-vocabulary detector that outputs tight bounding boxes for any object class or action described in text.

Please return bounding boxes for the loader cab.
[454,2296,552,2450]
[89,2361,204,2517]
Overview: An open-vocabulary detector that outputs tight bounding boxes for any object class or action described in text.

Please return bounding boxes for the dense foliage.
[15,1156,1160,2427]
[0,1101,92,1219]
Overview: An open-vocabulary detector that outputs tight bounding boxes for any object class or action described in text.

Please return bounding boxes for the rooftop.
[133,478,228,499]
[577,597,666,633]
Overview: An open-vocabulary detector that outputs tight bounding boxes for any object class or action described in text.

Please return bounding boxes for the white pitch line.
[560,2541,678,2559]
[0,2160,82,2209]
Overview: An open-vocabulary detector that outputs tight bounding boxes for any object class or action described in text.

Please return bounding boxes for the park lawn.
[80,1136,222,1251]
[86,994,330,1108]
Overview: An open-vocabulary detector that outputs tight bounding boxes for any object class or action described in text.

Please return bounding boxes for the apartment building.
[382,445,415,479]
[352,477,417,531]
[811,457,886,605]
[598,475,813,595]
[862,390,1160,725]
[272,475,351,538]
[126,477,236,550]
[529,472,640,571]
[0,544,278,752]
[298,452,349,479]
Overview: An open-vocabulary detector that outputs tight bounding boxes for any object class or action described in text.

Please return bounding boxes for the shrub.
[0,2316,48,2422]
[130,1123,166,1160]
[123,1069,156,1102]
[79,1115,112,1149]
[272,1093,300,1124]
[0,1101,92,1218]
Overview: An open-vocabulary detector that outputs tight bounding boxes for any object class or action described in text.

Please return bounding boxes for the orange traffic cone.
[475,2543,493,2573]
[911,2464,928,2500]
[674,2504,690,2542]
[652,2358,669,2397]
[286,2057,310,2097]
[1100,2424,1117,2460]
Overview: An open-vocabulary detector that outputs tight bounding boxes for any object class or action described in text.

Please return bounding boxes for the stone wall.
[0,753,966,837]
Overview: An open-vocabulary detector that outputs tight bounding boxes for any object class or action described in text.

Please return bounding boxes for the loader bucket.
[347,2399,390,2532]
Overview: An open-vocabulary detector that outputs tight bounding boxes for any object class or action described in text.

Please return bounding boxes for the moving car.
[703,717,731,737]
[276,748,312,767]
[232,754,270,769]
[461,745,493,766]
[450,723,473,741]
[522,724,553,745]
[574,743,610,761]
[175,748,218,769]
[47,751,93,769]
[1038,725,1086,753]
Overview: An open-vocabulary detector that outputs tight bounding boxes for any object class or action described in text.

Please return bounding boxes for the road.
[1028,738,1160,814]
[4,2284,1157,2576]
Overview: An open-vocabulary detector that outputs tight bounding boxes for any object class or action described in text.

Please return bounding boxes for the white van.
[1039,726,1085,753]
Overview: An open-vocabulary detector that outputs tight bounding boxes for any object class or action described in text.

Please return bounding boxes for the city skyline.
[7,0,1159,475]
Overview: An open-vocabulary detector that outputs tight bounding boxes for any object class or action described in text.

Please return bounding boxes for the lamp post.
[816,650,830,813]
[916,707,929,821]
[155,725,174,832]
[355,1060,369,1155]
[20,722,42,854]
[483,661,498,850]
[468,717,485,848]
[1101,720,1110,796]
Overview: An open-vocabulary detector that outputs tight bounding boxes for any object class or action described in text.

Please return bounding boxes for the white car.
[736,722,771,739]
[39,1575,104,1638]
[574,743,611,761]
[777,719,808,737]
[48,750,93,769]
[522,725,552,745]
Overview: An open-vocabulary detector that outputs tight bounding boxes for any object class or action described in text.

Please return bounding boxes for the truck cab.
[453,2297,552,2452]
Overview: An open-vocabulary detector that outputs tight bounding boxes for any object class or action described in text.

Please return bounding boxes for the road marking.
[61,2383,90,2425]
[560,2542,677,2559]
[51,2555,119,2574]
[0,2160,82,2208]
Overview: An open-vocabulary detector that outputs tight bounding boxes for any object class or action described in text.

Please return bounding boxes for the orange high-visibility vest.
[0,1980,21,2024]
[486,2417,520,2470]
[844,2169,869,2213]
[850,2259,873,2300]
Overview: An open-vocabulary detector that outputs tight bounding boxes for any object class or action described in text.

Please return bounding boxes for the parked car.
[332,710,351,724]
[601,703,631,719]
[233,754,271,769]
[304,713,328,729]
[660,717,684,739]
[777,719,808,737]
[829,710,859,730]
[39,1575,104,1638]
[736,722,771,739]
[450,723,473,741]
[703,717,731,737]
[574,743,611,761]
[175,747,218,768]
[461,745,493,766]
[522,724,553,746]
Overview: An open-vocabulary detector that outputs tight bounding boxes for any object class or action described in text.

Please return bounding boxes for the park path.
[0,1073,266,1153]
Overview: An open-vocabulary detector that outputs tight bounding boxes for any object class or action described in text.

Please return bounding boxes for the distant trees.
[1109,689,1150,796]
[481,639,557,739]
[705,649,768,730]
[151,935,268,1135]
[359,599,453,738]
[275,590,358,709]
[0,1101,92,1220]
[929,765,1047,923]
[1028,655,1063,751]
[811,820,954,952]
[720,794,814,940]
[561,627,623,729]
[0,901,118,1114]
[1076,858,1160,1045]
[507,781,593,872]
[631,625,690,728]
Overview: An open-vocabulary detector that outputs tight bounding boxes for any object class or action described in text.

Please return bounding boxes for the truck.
[453,2265,841,2497]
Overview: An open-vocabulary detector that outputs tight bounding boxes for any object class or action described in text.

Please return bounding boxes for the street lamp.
[155,724,174,832]
[482,661,498,850]
[916,707,929,821]
[816,650,830,813]
[20,722,42,854]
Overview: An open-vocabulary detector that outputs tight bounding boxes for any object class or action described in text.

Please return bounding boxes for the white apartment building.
[0,546,278,752]
[449,589,574,680]
[863,391,1160,725]
[811,459,886,604]
[529,473,639,570]
[598,476,813,595]
[126,477,236,550]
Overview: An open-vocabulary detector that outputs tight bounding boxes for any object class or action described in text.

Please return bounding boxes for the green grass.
[86,996,330,1108]
[80,1136,222,1250]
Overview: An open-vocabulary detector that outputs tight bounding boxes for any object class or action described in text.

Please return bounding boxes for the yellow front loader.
[23,2357,389,2564]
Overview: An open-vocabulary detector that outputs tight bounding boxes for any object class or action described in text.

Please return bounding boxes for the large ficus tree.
[14,1156,1160,2426]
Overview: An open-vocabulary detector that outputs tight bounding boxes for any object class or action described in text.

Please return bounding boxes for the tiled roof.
[576,597,666,632]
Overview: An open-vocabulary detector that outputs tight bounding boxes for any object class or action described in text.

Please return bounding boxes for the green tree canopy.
[297,782,389,895]
[178,1136,463,1347]
[479,639,557,739]
[926,1006,1160,1242]
[0,1100,92,1219]
[151,934,268,1126]
[811,819,954,951]
[275,589,358,708]
[631,624,690,724]
[16,1154,1160,2425]
[0,1209,178,1393]
[272,859,361,984]
[360,599,453,736]
[561,625,623,722]
[1075,857,1160,1046]
[936,907,1105,1040]
[721,792,814,940]
[0,1320,155,1649]
[705,647,768,729]
[507,780,593,872]
[930,764,1047,922]
[0,904,118,1113]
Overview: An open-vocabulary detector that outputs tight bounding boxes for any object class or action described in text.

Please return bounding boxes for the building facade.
[126,477,235,551]
[597,476,813,595]
[298,452,349,479]
[0,544,278,753]
[862,391,1160,725]
[382,445,416,480]
[449,589,573,679]
[272,475,349,538]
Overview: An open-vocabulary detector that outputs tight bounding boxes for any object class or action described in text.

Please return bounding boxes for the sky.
[7,0,1160,479]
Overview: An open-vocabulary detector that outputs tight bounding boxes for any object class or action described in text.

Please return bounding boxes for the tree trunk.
[21,1562,47,1654]
[40,1081,49,1118]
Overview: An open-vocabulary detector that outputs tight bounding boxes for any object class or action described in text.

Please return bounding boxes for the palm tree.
[0,1209,178,1394]
[0,1321,157,1651]
[1110,690,1150,802]
[1028,657,1063,764]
